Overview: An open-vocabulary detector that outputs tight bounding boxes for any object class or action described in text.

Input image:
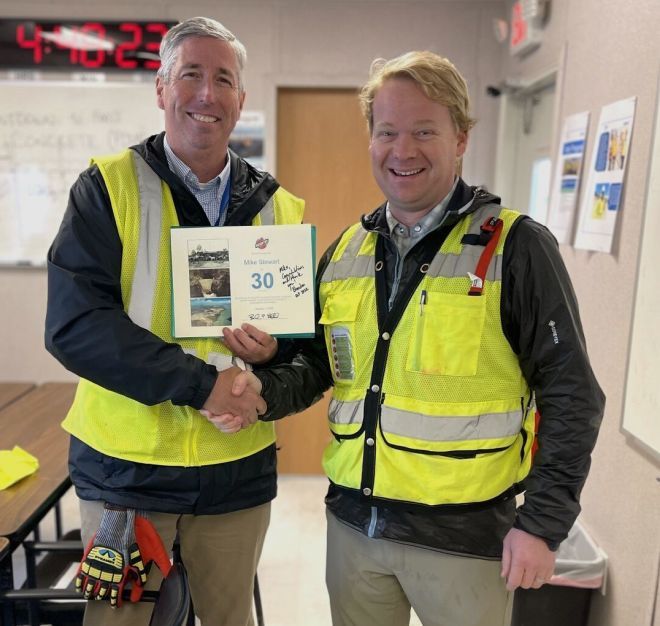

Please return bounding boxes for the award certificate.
[171,224,316,338]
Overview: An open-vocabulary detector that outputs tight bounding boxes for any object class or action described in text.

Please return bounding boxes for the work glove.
[127,511,172,603]
[75,505,147,607]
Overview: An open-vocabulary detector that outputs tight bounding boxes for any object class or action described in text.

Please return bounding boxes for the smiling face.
[156,36,245,179]
[369,77,467,225]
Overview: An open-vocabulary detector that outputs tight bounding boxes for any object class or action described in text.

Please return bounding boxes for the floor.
[13,475,423,625]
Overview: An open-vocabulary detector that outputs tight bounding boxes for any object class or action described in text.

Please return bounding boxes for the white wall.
[0,0,504,382]
[500,2,660,625]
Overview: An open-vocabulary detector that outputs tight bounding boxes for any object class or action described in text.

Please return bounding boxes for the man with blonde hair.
[240,50,604,626]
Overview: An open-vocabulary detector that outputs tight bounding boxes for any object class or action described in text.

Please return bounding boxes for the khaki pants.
[326,511,512,626]
[79,499,271,626]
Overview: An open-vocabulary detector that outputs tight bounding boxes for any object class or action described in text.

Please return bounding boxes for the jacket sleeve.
[254,239,338,421]
[501,217,605,549]
[44,166,218,409]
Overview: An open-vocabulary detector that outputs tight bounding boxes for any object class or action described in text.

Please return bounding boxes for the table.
[0,383,194,626]
[0,383,76,541]
[0,383,35,411]
[0,382,77,626]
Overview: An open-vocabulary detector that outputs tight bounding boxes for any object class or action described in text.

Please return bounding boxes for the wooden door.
[275,87,384,474]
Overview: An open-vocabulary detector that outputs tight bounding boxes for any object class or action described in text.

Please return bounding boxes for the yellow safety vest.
[62,149,305,466]
[318,204,535,505]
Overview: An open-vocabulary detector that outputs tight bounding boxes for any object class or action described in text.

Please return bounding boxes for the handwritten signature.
[248,312,280,320]
[280,264,309,297]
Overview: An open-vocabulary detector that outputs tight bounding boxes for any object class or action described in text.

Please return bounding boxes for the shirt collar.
[163,136,230,192]
[386,176,459,236]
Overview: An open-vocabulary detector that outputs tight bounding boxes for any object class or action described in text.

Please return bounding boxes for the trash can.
[511,521,608,626]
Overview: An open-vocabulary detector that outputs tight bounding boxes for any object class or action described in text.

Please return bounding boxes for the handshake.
[200,323,275,434]
[200,365,266,434]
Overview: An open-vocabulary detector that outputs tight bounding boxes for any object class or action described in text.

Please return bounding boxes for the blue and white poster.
[547,111,590,244]
[574,97,636,253]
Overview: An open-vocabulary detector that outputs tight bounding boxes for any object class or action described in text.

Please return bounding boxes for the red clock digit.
[144,23,169,69]
[16,23,42,64]
[115,22,141,69]
[4,19,174,70]
[79,22,106,68]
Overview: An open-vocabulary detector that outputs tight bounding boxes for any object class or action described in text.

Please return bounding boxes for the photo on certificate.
[171,224,316,338]
[187,239,232,327]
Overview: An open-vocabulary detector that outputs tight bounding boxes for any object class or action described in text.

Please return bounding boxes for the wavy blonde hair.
[360,51,476,135]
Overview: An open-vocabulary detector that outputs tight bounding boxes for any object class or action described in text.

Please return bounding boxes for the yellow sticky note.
[0,445,40,490]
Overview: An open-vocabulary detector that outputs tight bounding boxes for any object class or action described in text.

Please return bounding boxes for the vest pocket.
[406,292,486,376]
[319,292,362,382]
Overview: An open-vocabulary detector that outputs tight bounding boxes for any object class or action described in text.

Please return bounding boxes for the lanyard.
[214,180,232,227]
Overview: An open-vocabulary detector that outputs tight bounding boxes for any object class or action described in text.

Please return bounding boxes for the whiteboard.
[0,80,164,266]
[622,71,660,458]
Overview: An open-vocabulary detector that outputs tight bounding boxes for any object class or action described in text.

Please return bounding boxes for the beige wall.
[1,1,659,625]
[501,1,660,625]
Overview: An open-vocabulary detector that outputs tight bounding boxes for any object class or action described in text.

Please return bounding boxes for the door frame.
[493,68,559,214]
[492,42,567,222]
[263,73,366,177]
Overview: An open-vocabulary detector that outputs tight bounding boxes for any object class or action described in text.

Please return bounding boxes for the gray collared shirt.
[384,177,459,308]
[163,137,231,226]
[386,176,459,259]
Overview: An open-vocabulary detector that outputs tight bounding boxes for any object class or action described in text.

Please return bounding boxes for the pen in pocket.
[419,290,427,316]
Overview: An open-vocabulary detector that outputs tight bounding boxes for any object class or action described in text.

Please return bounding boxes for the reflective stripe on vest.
[258,195,275,225]
[329,398,523,442]
[321,214,503,284]
[322,228,374,283]
[128,153,163,329]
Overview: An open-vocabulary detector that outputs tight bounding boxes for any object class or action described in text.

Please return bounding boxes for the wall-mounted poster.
[574,97,636,253]
[229,110,265,170]
[547,111,589,244]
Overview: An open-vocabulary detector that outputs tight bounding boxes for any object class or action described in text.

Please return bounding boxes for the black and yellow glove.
[75,505,146,608]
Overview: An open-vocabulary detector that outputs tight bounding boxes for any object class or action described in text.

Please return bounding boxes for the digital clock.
[0,19,176,71]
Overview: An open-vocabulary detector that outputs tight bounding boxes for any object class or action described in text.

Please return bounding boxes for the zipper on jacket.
[368,506,379,538]
[388,246,402,311]
[519,393,534,462]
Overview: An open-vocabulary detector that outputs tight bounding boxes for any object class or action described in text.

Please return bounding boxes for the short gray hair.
[157,17,247,91]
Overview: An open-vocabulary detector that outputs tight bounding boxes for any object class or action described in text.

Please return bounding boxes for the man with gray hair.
[46,16,304,625]
[246,50,605,625]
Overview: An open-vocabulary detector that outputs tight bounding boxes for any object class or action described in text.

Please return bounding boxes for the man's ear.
[156,76,165,111]
[456,130,468,158]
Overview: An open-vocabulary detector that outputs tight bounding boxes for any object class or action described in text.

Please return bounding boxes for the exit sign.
[510,0,546,57]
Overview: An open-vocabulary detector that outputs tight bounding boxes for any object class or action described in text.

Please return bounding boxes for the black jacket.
[45,133,290,514]
[256,178,605,557]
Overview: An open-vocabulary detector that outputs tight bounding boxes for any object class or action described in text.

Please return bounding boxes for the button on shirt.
[163,137,231,226]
